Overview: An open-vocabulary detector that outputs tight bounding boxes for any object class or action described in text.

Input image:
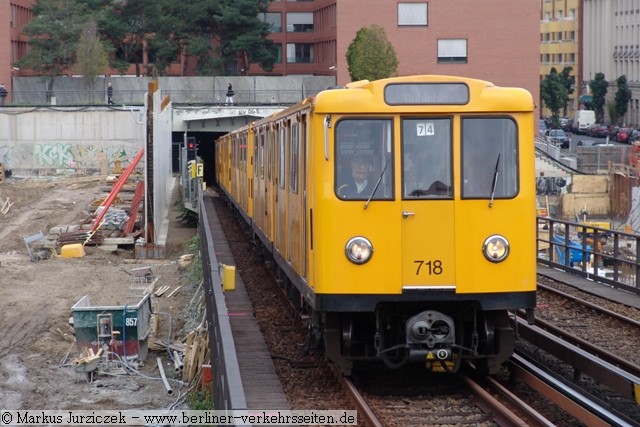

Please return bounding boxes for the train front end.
[309,75,536,374]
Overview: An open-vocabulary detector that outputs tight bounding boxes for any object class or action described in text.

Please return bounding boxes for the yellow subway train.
[215,75,536,375]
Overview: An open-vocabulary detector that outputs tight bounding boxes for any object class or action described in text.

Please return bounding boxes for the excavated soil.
[0,176,198,411]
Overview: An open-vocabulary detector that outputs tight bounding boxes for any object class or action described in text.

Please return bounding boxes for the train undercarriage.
[320,305,515,376]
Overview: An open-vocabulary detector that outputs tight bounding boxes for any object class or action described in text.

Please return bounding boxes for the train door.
[400,117,456,288]
[300,115,308,279]
[288,121,301,268]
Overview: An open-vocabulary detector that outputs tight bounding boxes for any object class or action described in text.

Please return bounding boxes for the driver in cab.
[338,156,375,198]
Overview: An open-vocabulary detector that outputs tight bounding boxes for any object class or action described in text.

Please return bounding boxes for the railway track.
[336,354,639,426]
[338,365,534,427]
[336,359,634,426]
[508,278,640,424]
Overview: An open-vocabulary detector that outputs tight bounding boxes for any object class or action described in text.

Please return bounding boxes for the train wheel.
[323,313,353,375]
[476,311,514,375]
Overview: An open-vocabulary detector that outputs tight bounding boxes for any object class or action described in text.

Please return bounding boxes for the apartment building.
[540,0,581,118]
[583,0,640,127]
[1,1,539,109]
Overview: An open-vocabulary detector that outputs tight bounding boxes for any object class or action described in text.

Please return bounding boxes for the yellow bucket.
[61,243,86,258]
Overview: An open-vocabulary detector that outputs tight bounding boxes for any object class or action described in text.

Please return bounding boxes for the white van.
[574,110,596,134]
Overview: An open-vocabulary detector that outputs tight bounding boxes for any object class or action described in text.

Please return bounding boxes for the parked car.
[615,127,634,144]
[587,124,609,138]
[544,128,570,149]
[539,119,547,137]
[576,140,606,147]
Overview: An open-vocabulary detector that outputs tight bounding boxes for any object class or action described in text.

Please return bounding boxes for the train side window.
[279,126,286,189]
[461,117,518,199]
[334,118,394,200]
[402,118,452,199]
[253,137,258,177]
[290,123,299,193]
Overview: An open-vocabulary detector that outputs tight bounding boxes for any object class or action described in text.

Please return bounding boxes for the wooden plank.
[166,286,181,298]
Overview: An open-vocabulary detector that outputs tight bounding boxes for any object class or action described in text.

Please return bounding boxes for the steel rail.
[514,315,640,403]
[510,352,639,427]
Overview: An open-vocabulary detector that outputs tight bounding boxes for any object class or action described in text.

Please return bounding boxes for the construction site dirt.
[0,176,199,412]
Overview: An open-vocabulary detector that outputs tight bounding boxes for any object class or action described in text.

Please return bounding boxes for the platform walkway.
[203,194,290,410]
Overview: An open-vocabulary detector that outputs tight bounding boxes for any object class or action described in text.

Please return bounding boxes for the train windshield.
[335,119,394,200]
[402,118,453,198]
[461,117,518,199]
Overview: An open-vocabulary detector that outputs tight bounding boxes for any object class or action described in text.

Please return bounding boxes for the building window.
[398,3,427,26]
[286,12,313,32]
[437,39,467,63]
[274,44,282,63]
[260,12,282,33]
[286,43,313,63]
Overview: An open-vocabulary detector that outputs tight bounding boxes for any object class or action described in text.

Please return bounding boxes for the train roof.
[311,74,534,115]
[219,75,535,138]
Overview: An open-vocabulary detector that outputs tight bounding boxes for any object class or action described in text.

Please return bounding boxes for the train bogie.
[216,75,536,375]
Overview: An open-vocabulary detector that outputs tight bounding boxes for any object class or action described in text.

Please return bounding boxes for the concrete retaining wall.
[0,107,145,177]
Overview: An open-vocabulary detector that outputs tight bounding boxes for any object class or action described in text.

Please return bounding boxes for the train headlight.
[482,235,509,262]
[345,237,373,264]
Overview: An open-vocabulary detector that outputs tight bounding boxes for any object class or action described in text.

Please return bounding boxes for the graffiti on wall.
[32,144,133,169]
[536,177,567,196]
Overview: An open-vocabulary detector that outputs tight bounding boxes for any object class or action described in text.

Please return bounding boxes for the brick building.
[0,0,34,102]
[1,0,540,108]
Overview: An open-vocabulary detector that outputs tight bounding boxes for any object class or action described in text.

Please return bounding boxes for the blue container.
[552,235,591,265]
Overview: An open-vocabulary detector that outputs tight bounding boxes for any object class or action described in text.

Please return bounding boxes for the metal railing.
[5,89,316,107]
[536,216,640,294]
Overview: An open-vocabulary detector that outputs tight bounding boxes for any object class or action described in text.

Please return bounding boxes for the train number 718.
[414,260,443,275]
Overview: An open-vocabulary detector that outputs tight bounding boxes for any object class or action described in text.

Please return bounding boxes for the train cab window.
[402,118,452,198]
[461,117,518,199]
[335,119,394,200]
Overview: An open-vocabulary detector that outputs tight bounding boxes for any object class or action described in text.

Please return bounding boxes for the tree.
[558,66,575,118]
[540,67,568,128]
[614,75,632,126]
[145,0,220,76]
[97,0,162,76]
[18,0,278,78]
[589,73,608,123]
[213,0,277,75]
[15,0,88,76]
[75,20,109,102]
[346,25,398,82]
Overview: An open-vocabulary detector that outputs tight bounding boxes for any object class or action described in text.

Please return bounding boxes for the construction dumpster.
[71,294,152,362]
